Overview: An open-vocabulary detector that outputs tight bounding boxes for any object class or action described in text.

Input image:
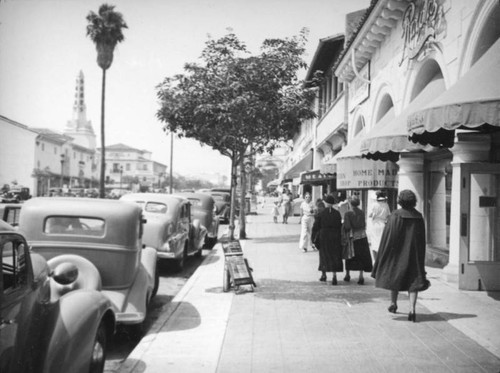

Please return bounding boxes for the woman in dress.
[312,194,343,285]
[299,193,316,252]
[369,191,391,260]
[280,190,293,224]
[343,195,373,285]
[371,189,430,322]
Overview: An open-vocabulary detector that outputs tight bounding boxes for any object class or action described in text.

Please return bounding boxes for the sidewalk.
[119,212,500,373]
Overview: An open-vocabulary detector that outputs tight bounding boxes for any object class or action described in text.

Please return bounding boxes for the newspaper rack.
[222,240,256,292]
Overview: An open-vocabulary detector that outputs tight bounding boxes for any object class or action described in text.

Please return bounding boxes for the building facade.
[332,0,499,290]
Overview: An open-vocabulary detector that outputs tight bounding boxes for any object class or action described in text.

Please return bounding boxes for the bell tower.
[64,70,96,150]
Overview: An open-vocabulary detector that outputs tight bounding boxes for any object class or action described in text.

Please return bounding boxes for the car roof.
[120,193,187,204]
[174,192,214,201]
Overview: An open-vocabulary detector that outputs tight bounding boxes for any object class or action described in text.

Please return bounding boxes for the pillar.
[444,132,491,284]
[397,152,425,213]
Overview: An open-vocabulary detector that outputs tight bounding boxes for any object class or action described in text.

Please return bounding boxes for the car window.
[2,237,28,293]
[44,216,105,236]
[144,202,167,214]
[187,198,201,207]
[212,194,224,202]
[5,208,21,227]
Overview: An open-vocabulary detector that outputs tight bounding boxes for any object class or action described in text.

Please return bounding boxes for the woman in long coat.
[371,189,430,322]
[312,194,343,285]
[343,195,373,285]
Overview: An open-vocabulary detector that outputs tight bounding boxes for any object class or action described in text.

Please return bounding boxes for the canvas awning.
[361,78,445,161]
[408,37,500,147]
[267,179,281,188]
[332,133,399,190]
[283,150,313,180]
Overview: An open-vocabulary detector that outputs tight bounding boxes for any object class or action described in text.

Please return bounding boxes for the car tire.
[222,263,231,292]
[88,322,107,373]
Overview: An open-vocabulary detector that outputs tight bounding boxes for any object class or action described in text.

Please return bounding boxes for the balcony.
[316,94,345,146]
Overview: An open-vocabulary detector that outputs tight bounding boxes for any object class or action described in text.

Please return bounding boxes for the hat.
[376,191,387,201]
[323,194,335,205]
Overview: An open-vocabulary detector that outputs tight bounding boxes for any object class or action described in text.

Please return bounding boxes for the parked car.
[120,193,206,270]
[209,191,231,223]
[18,197,158,331]
[174,192,219,249]
[0,220,116,373]
[0,203,22,227]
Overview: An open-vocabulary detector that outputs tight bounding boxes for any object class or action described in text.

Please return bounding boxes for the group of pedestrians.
[293,189,430,322]
[271,188,294,224]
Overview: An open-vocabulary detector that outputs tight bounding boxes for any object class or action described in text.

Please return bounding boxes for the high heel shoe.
[357,277,364,285]
[319,275,326,282]
[343,274,351,282]
[408,312,416,322]
[387,304,397,313]
[331,277,337,285]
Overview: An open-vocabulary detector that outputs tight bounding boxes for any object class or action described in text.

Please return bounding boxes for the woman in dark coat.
[371,189,430,322]
[343,195,373,285]
[312,194,343,285]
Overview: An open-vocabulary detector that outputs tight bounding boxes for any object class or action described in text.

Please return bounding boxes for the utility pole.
[169,132,173,194]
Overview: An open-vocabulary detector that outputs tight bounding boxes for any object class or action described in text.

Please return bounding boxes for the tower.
[64,70,96,150]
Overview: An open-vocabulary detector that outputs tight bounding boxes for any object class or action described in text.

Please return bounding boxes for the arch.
[461,0,500,73]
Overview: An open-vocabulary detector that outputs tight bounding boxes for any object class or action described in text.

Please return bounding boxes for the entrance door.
[459,163,500,290]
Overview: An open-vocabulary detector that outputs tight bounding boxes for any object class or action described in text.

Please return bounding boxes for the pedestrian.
[343,195,373,285]
[299,193,315,252]
[312,194,343,285]
[271,200,280,223]
[280,189,293,224]
[371,189,430,322]
[369,191,391,261]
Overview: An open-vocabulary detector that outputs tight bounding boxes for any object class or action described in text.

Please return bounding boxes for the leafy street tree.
[157,29,317,239]
[86,4,127,198]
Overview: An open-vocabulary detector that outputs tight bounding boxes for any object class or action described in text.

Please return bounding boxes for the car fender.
[140,246,157,286]
[119,263,150,323]
[41,290,115,373]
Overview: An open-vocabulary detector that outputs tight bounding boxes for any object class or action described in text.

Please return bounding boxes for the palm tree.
[86,4,127,198]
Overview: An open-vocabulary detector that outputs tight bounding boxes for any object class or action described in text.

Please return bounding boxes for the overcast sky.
[0,0,369,178]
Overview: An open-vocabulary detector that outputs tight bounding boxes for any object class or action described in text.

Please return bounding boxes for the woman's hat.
[323,194,336,205]
[376,191,387,201]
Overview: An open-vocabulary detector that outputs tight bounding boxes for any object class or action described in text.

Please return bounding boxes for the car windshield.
[144,202,167,214]
[212,194,226,202]
[44,216,105,236]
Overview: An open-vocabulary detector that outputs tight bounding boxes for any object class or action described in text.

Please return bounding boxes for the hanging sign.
[336,158,398,190]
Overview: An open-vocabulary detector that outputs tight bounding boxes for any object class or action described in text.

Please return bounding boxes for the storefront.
[299,169,336,199]
[333,0,500,289]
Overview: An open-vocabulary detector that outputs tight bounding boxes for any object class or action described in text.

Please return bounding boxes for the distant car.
[0,203,22,227]
[18,197,158,332]
[175,192,219,249]
[120,193,207,270]
[209,191,231,223]
[0,220,116,373]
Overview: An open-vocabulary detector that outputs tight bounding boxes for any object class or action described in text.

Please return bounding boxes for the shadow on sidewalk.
[251,278,390,304]
[392,312,477,322]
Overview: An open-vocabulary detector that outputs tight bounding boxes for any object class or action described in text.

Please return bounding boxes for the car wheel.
[222,263,231,292]
[88,322,107,373]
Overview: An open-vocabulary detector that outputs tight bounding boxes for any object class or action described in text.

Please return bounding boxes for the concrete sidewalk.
[119,213,500,373]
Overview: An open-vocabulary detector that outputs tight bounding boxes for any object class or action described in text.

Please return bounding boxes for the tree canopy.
[156,29,318,162]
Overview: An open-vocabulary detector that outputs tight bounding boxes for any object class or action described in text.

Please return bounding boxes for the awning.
[361,78,445,161]
[300,170,335,185]
[267,179,281,188]
[283,150,313,179]
[333,133,399,190]
[408,37,500,147]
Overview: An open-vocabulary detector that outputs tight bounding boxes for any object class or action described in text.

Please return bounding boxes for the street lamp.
[119,165,123,190]
[60,154,65,188]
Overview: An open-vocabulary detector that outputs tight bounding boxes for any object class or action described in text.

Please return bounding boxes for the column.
[444,132,491,284]
[397,153,425,212]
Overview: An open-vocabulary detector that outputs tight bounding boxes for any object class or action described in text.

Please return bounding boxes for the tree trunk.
[228,153,238,240]
[239,157,247,239]
[99,68,106,199]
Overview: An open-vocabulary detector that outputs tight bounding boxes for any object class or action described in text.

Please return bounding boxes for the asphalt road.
[103,247,211,373]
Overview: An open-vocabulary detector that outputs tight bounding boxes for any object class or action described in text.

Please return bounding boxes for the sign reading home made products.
[336,158,398,189]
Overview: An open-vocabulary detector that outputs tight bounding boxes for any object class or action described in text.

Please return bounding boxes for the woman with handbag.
[342,195,373,285]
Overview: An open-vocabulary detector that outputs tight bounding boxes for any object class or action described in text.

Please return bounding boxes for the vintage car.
[174,192,219,249]
[18,197,158,331]
[0,220,116,373]
[0,204,22,227]
[209,191,232,223]
[120,193,207,270]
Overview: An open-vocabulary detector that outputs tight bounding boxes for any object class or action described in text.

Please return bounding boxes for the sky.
[0,0,369,179]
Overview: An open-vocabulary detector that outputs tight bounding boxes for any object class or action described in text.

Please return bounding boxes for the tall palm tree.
[86,4,127,198]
